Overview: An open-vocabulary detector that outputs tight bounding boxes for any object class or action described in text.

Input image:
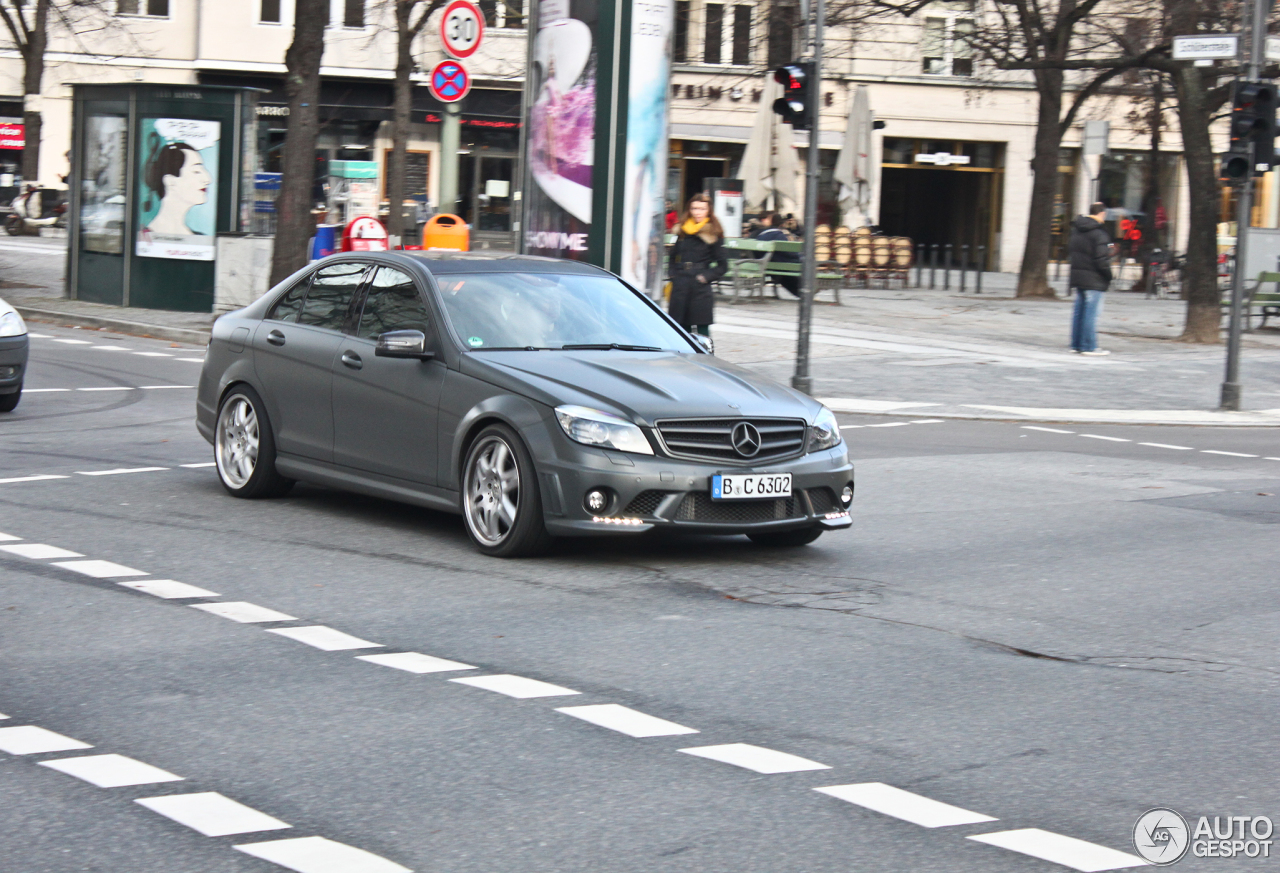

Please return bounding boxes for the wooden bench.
[720,238,845,304]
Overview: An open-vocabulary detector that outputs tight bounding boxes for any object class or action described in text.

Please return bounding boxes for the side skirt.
[275,454,461,515]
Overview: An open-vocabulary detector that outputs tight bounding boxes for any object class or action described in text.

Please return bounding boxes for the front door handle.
[341,351,363,370]
[267,329,286,346]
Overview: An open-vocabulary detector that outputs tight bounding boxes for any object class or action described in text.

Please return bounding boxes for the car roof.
[397,251,608,277]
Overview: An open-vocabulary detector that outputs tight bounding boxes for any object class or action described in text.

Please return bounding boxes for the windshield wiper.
[469,346,554,351]
[560,343,663,351]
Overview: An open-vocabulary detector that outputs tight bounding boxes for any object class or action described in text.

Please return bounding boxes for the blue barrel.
[309,224,340,260]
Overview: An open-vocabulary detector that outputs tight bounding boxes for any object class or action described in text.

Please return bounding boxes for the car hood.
[461,351,821,424]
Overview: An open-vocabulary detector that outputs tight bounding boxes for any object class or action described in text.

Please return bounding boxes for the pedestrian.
[753,211,800,297]
[1069,201,1113,355]
[668,193,727,340]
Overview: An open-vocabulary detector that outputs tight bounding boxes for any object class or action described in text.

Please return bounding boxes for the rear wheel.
[215,385,294,498]
[461,424,552,558]
[748,525,823,547]
[4,215,22,236]
[0,384,20,412]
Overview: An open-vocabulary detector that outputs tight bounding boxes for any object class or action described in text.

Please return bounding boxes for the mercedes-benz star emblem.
[731,422,762,458]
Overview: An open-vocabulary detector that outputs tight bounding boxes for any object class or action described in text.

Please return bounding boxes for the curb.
[16,306,211,346]
[822,401,1280,428]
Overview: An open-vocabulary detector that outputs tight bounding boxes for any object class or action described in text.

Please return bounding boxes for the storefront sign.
[0,123,24,150]
[915,152,970,166]
[136,117,219,261]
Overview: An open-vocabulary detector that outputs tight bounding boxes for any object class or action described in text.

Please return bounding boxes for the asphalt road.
[3,325,1279,872]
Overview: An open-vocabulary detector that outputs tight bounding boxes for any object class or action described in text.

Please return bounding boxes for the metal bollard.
[976,246,986,294]
[929,245,938,289]
[960,244,969,293]
[915,243,924,287]
[944,244,952,291]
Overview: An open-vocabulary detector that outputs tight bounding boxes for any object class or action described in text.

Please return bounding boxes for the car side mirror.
[693,334,714,354]
[375,329,434,359]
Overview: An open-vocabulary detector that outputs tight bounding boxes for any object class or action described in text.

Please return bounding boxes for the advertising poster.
[136,118,220,261]
[81,115,127,254]
[619,0,673,294]
[523,0,597,260]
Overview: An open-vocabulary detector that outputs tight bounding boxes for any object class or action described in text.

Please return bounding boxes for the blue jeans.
[1071,289,1105,352]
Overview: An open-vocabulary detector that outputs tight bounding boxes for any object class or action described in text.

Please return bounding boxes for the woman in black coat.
[668,193,728,337]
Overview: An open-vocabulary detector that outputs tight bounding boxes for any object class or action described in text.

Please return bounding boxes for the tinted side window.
[298,263,369,331]
[357,267,431,340]
[267,277,310,323]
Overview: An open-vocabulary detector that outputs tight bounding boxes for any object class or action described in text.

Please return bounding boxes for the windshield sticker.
[468,336,485,347]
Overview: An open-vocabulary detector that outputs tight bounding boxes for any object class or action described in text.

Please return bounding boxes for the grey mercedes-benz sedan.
[196,252,853,557]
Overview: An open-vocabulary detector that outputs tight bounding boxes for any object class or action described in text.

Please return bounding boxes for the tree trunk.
[1169,63,1220,343]
[269,0,327,288]
[1134,74,1163,293]
[21,0,49,184]
[385,0,413,244]
[1016,67,1065,299]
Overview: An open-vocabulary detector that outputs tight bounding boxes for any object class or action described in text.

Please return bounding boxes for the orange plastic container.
[422,213,469,251]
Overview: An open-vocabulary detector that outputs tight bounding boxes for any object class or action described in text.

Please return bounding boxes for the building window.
[920,2,975,76]
[260,0,281,23]
[343,0,364,27]
[478,0,523,28]
[673,0,690,63]
[731,5,751,66]
[767,1,798,69]
[704,3,724,65]
[117,0,168,16]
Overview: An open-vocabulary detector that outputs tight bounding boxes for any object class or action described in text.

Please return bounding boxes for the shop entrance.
[681,158,728,203]
[459,153,515,249]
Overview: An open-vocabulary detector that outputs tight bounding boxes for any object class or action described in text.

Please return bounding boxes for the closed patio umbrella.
[834,85,873,227]
[738,77,800,217]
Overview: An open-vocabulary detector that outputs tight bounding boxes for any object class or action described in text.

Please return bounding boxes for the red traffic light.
[772,61,814,130]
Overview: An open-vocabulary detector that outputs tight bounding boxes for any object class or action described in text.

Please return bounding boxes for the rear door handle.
[267,329,286,346]
[341,351,363,370]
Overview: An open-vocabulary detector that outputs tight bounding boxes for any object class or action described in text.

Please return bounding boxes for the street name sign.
[1172,34,1239,60]
[440,0,484,59]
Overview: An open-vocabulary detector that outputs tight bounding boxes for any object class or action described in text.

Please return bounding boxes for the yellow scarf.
[681,217,709,236]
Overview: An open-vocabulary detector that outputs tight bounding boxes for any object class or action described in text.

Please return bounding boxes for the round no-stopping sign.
[440,0,484,59]
[428,60,471,103]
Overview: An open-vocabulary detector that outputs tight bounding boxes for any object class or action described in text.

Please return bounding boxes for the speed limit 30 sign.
[440,0,484,59]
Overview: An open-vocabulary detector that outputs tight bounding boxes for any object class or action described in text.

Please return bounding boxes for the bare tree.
[0,0,50,183]
[270,0,327,287]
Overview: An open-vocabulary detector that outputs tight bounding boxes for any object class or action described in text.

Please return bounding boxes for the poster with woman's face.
[136,118,219,261]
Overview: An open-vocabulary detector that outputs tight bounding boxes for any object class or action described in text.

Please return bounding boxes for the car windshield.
[434,271,695,351]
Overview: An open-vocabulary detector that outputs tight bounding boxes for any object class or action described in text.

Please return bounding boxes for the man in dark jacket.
[1068,202,1113,355]
[752,211,800,297]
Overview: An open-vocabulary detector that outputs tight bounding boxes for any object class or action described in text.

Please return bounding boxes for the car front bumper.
[535,432,854,537]
[0,334,28,393]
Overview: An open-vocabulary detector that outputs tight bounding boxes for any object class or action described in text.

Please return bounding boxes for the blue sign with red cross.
[429,60,471,103]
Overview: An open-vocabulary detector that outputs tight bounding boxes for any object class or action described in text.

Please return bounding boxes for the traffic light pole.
[791,0,823,395]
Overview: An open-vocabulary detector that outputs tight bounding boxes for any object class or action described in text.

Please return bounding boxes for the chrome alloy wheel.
[215,395,260,489]
[464,435,521,546]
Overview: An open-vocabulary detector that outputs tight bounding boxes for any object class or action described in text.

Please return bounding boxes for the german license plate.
[711,473,793,500]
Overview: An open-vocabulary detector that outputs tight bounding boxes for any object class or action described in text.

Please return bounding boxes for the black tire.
[748,525,824,547]
[0,384,20,412]
[4,215,22,236]
[214,385,294,499]
[460,423,552,558]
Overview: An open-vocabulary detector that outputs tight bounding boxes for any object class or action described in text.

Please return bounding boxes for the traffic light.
[1223,80,1276,182]
[773,61,815,131]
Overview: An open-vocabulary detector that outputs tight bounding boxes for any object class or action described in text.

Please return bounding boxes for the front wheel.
[215,385,294,498]
[748,526,824,547]
[461,424,552,558]
[0,384,20,412]
[4,215,23,236]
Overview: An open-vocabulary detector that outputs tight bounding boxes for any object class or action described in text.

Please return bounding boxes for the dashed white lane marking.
[54,338,93,345]
[0,725,94,755]
[356,652,476,673]
[840,425,865,430]
[1202,450,1259,458]
[23,388,71,393]
[139,385,193,390]
[867,422,911,428]
[449,674,581,699]
[133,352,173,357]
[135,791,292,837]
[968,828,1145,871]
[39,754,183,788]
[0,474,69,484]
[1268,457,1280,461]
[76,467,169,476]
[177,357,206,362]
[77,386,132,392]
[1079,434,1129,442]
[91,345,132,351]
[120,579,219,599]
[27,332,53,338]
[235,835,412,873]
[180,462,216,468]
[814,783,996,828]
[556,704,700,738]
[1022,426,1075,434]
[190,601,296,623]
[0,532,19,541]
[266,626,383,651]
[909,419,945,424]
[1138,442,1194,450]
[52,560,148,578]
[677,743,831,774]
[0,712,7,719]
[0,543,84,559]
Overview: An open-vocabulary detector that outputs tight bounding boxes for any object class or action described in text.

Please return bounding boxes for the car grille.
[654,417,807,464]
[625,490,675,517]
[675,492,801,523]
[806,487,839,515]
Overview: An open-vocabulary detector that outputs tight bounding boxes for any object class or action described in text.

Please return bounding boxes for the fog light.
[841,485,854,506]
[0,365,16,379]
[585,489,608,514]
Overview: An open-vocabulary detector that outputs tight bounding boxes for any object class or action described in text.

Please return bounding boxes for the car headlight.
[0,311,25,338]
[555,405,654,455]
[808,406,842,452]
